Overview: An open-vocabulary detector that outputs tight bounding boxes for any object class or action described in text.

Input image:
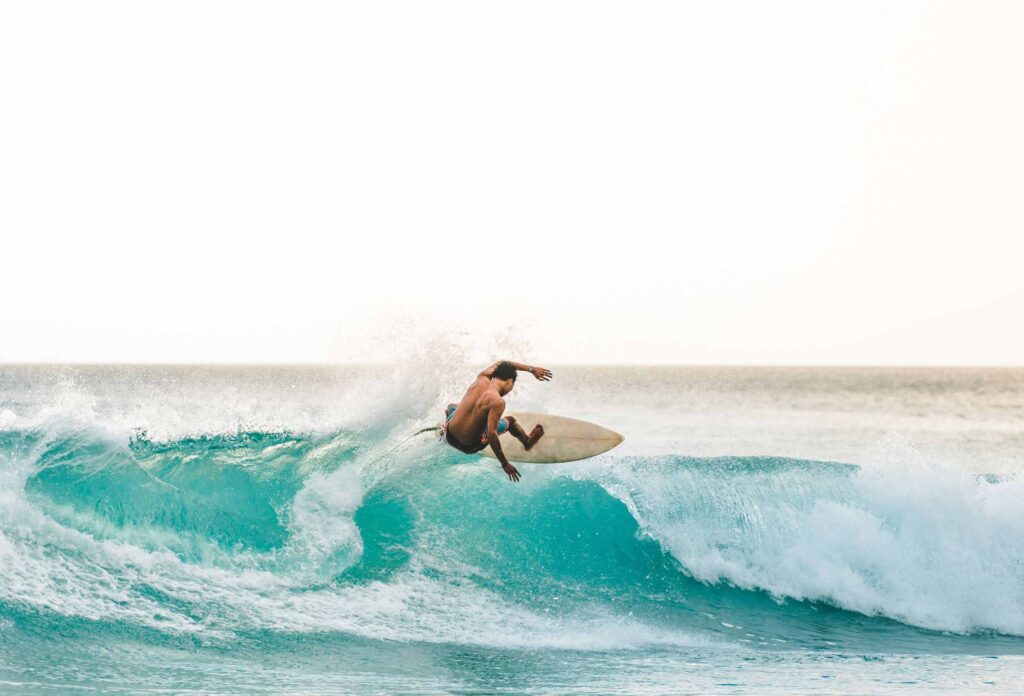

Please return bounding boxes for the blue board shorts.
[444,403,508,453]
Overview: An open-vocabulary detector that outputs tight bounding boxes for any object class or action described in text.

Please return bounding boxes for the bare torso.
[447,376,501,446]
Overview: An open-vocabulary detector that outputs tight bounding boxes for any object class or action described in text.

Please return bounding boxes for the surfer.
[443,361,553,481]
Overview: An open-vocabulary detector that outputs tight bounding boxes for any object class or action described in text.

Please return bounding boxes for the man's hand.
[530,366,553,382]
[502,461,521,482]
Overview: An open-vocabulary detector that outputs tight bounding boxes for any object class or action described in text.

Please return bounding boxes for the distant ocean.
[1,365,1022,694]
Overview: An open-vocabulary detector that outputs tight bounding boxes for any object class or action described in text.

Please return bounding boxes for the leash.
[365,425,439,467]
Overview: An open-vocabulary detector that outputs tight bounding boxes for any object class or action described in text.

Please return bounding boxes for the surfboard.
[477,412,624,464]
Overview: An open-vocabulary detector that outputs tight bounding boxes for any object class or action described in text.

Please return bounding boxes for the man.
[443,360,553,482]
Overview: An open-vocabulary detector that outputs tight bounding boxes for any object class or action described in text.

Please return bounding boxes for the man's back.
[446,377,500,445]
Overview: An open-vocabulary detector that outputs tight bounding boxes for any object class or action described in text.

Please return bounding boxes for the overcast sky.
[1,1,1021,365]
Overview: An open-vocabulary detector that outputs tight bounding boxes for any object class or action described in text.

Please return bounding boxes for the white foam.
[575,455,1024,635]
[281,465,365,578]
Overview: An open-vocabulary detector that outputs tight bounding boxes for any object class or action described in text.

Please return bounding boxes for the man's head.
[491,361,517,396]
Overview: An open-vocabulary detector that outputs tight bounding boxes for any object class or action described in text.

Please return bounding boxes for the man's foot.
[524,424,544,451]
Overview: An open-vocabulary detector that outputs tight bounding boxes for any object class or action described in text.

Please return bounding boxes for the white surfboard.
[477,412,624,464]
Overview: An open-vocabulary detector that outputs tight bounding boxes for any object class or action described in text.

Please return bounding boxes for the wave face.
[2,424,1023,652]
[1,365,1023,693]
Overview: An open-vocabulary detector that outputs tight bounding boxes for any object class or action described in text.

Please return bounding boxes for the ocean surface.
[0,364,1022,694]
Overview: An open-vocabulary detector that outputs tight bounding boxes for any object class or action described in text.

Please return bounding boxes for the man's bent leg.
[504,416,545,451]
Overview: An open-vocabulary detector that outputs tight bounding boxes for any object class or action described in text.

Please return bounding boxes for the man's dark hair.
[492,361,518,381]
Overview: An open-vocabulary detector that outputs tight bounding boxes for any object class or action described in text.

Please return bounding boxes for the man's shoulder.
[478,389,504,407]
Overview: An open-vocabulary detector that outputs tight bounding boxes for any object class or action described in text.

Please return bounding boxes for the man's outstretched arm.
[485,398,520,482]
[478,361,553,381]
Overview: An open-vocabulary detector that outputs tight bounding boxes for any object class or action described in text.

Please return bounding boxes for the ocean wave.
[1,421,1023,653]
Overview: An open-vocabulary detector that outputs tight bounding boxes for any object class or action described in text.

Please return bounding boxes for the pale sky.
[1,1,1021,365]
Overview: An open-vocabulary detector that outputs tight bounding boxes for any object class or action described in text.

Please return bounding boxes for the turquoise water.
[1,366,1022,693]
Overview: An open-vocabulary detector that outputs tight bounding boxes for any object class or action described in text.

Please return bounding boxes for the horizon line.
[1,361,1022,369]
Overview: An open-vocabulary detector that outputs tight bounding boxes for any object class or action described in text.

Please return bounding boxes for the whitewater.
[1,364,1022,694]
